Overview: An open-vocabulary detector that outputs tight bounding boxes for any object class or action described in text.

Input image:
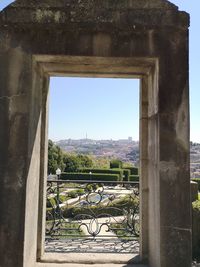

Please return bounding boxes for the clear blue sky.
[49,78,140,140]
[1,1,199,142]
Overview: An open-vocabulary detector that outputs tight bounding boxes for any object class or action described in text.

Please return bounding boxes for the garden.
[192,178,200,262]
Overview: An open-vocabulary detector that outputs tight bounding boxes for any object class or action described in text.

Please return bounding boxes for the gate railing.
[45,179,140,253]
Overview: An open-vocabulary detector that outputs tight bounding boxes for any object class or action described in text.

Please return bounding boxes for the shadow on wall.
[122,255,147,267]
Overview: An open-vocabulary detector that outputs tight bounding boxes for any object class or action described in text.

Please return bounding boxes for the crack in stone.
[161,226,191,232]
[0,94,25,100]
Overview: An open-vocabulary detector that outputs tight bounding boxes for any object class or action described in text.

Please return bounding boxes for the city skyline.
[55,136,137,141]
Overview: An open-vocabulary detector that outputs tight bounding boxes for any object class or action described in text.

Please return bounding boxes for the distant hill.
[55,138,139,165]
[55,139,200,169]
[190,142,200,163]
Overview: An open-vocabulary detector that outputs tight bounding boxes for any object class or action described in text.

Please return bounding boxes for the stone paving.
[45,238,139,254]
[46,214,139,254]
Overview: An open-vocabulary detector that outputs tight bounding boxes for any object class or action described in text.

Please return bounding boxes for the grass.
[110,222,139,240]
[46,221,85,238]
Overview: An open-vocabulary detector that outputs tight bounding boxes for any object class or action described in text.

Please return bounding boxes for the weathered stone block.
[0,1,191,267]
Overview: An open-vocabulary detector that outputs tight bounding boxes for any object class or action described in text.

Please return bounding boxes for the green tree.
[63,154,80,172]
[77,154,93,168]
[63,153,93,172]
[92,156,110,168]
[48,140,65,174]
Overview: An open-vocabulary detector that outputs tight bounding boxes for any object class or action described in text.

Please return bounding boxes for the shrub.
[193,199,200,213]
[110,159,123,169]
[61,172,120,182]
[129,175,139,182]
[68,189,85,198]
[59,194,67,203]
[76,188,85,195]
[192,178,200,191]
[47,197,56,208]
[68,191,78,198]
[46,195,65,207]
[192,199,200,261]
[124,166,139,175]
[63,195,139,219]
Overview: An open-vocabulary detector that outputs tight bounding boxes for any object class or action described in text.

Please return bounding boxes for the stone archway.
[0,1,191,267]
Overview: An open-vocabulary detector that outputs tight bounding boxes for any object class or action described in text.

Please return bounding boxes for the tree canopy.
[48,140,65,174]
[63,153,93,172]
[48,140,94,174]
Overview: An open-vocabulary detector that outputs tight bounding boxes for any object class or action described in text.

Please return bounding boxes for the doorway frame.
[25,55,158,266]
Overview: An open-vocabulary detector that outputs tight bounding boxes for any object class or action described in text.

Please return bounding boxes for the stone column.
[157,29,191,267]
[0,36,33,267]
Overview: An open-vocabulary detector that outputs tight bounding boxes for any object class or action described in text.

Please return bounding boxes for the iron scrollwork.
[45,180,140,253]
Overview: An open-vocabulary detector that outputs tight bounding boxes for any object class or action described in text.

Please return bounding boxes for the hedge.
[110,159,123,169]
[108,168,124,181]
[192,178,200,191]
[79,168,133,182]
[60,172,120,182]
[79,168,123,181]
[122,169,131,181]
[124,167,139,175]
[129,175,139,182]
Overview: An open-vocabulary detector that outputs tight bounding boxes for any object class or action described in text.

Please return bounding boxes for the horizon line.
[50,138,200,143]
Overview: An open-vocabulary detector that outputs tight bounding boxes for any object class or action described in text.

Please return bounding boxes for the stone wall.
[0,1,191,267]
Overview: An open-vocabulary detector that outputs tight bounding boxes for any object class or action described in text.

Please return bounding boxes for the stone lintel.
[0,1,189,29]
[3,0,180,9]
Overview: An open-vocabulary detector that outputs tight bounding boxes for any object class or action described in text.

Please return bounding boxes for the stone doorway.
[0,1,191,267]
[45,76,140,257]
